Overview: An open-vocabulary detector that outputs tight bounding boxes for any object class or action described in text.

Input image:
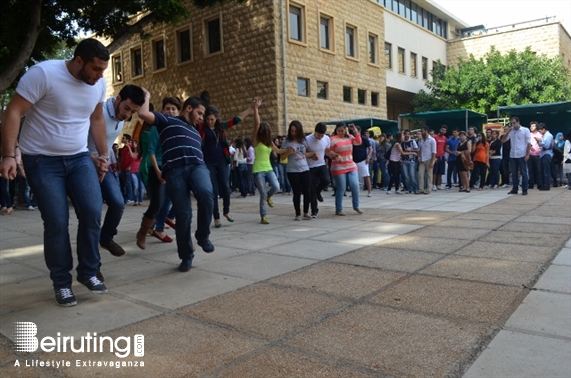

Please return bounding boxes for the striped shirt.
[152,111,205,173]
[329,134,362,176]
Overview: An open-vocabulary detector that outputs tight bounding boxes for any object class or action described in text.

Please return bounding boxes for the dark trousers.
[474,161,488,189]
[287,171,311,216]
[540,155,552,190]
[309,165,330,214]
[388,161,402,191]
[528,155,541,188]
[501,157,510,185]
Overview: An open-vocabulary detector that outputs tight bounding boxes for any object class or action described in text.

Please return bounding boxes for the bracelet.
[98,155,110,161]
[2,155,16,160]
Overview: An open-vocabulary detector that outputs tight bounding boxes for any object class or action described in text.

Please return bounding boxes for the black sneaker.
[311,209,319,218]
[79,276,108,293]
[55,288,77,307]
[198,239,215,253]
[316,192,324,202]
[100,239,125,257]
[179,259,192,272]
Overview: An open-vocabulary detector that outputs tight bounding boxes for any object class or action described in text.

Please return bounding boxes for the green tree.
[412,46,571,116]
[0,0,246,93]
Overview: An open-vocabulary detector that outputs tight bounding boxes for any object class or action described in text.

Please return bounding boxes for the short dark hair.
[368,130,375,138]
[452,128,459,132]
[118,85,145,106]
[182,96,204,111]
[315,122,327,134]
[421,126,430,132]
[162,97,181,111]
[440,125,448,130]
[122,134,131,141]
[73,39,109,63]
[538,123,547,130]
[510,116,520,123]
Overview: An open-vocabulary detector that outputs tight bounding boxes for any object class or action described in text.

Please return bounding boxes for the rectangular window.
[317,81,327,99]
[346,25,356,57]
[206,18,222,54]
[131,47,143,77]
[392,0,399,12]
[112,55,122,83]
[176,28,192,63]
[371,92,379,107]
[343,86,352,103]
[397,47,405,73]
[297,77,309,97]
[320,16,331,50]
[398,0,406,17]
[422,56,428,79]
[289,4,304,42]
[385,42,392,69]
[153,39,165,71]
[368,34,378,64]
[410,52,417,77]
[358,89,366,105]
[411,3,418,24]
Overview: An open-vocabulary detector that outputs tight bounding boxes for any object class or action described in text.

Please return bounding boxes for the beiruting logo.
[13,322,144,358]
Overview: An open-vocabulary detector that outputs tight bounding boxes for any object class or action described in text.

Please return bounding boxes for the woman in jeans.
[375,134,390,190]
[197,103,254,227]
[329,122,362,216]
[387,132,415,194]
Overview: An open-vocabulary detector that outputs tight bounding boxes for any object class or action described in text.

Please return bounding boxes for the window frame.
[287,1,307,46]
[297,77,309,97]
[343,86,352,103]
[175,24,193,65]
[318,12,335,54]
[204,14,223,57]
[151,36,167,72]
[130,44,144,79]
[371,92,379,107]
[384,42,392,70]
[111,53,123,85]
[422,56,428,80]
[410,52,417,77]
[345,23,358,60]
[358,89,366,105]
[368,32,379,67]
[397,47,405,74]
[316,81,328,100]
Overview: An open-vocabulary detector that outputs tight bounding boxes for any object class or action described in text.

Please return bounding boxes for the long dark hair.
[204,105,224,137]
[477,133,487,145]
[286,120,305,143]
[257,122,273,147]
[244,137,253,149]
[234,137,247,155]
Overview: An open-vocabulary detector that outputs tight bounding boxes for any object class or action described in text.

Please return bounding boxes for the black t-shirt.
[352,136,371,163]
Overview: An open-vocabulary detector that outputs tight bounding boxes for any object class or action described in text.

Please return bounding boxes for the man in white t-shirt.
[502,116,532,195]
[306,122,337,218]
[0,39,110,307]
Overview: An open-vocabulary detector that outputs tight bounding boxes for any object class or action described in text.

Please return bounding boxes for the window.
[385,42,392,69]
[346,25,356,58]
[205,17,222,54]
[289,3,305,42]
[112,55,122,83]
[131,47,143,78]
[371,92,379,107]
[319,16,332,50]
[358,89,366,105]
[176,27,192,63]
[397,47,405,73]
[368,33,378,65]
[297,77,309,97]
[317,81,328,99]
[422,57,428,79]
[343,86,352,103]
[391,0,399,12]
[410,52,417,77]
[153,39,166,71]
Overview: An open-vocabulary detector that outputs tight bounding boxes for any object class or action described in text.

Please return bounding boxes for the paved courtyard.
[1,187,570,377]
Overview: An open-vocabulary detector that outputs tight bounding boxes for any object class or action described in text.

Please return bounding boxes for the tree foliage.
[412,46,571,116]
[0,0,247,93]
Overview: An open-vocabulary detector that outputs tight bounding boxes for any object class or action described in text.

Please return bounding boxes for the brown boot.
[136,216,156,250]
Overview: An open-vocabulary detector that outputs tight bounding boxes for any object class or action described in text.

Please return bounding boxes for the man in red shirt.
[119,134,134,204]
[432,125,448,190]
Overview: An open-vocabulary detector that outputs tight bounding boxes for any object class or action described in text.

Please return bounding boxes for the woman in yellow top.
[251,99,291,224]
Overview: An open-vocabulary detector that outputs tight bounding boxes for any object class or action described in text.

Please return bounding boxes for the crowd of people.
[1,38,571,308]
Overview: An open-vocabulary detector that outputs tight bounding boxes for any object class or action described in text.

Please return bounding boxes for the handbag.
[461,151,474,170]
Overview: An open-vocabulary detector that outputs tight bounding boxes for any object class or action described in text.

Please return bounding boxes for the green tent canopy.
[398,109,488,132]
[324,118,399,135]
[498,101,571,135]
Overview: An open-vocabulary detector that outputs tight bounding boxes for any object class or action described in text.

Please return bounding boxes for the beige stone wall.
[447,22,564,65]
[559,25,571,69]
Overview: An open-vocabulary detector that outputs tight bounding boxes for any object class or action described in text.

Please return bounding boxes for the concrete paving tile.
[405,226,490,240]
[505,291,571,338]
[269,263,406,299]
[421,256,542,286]
[217,347,377,378]
[452,213,520,222]
[310,230,397,245]
[214,234,292,251]
[381,212,459,225]
[214,220,286,233]
[257,225,330,239]
[0,262,45,285]
[259,239,358,260]
[346,222,422,234]
[180,284,347,340]
[47,314,264,378]
[375,235,471,253]
[534,265,571,293]
[455,241,557,263]
[0,240,44,260]
[0,363,41,378]
[199,252,316,281]
[436,219,506,229]
[513,215,570,225]
[0,293,160,343]
[566,238,571,248]
[463,330,571,378]
[287,304,487,377]
[370,275,521,323]
[114,269,254,309]
[472,206,527,215]
[300,218,366,229]
[480,230,569,247]
[332,247,444,272]
[552,247,571,266]
[497,222,571,235]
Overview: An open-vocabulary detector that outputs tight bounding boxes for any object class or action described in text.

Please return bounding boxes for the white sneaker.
[386,190,392,194]
[367,192,372,197]
[501,184,508,188]
[27,206,35,211]
[437,185,443,190]
[395,190,403,195]
[432,185,437,191]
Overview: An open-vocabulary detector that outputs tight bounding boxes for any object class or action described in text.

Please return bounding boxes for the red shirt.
[120,144,133,171]
[434,134,447,157]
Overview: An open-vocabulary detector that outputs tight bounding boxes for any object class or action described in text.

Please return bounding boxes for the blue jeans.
[253,170,280,216]
[23,152,102,289]
[402,161,418,193]
[489,159,501,187]
[332,170,359,212]
[370,160,380,188]
[16,174,32,207]
[510,157,529,192]
[131,172,144,203]
[154,193,172,232]
[0,177,13,208]
[100,171,124,244]
[164,164,214,261]
[278,163,291,192]
[207,160,231,219]
[540,155,552,190]
[446,159,458,187]
[378,158,390,189]
[121,170,133,202]
[237,163,248,196]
